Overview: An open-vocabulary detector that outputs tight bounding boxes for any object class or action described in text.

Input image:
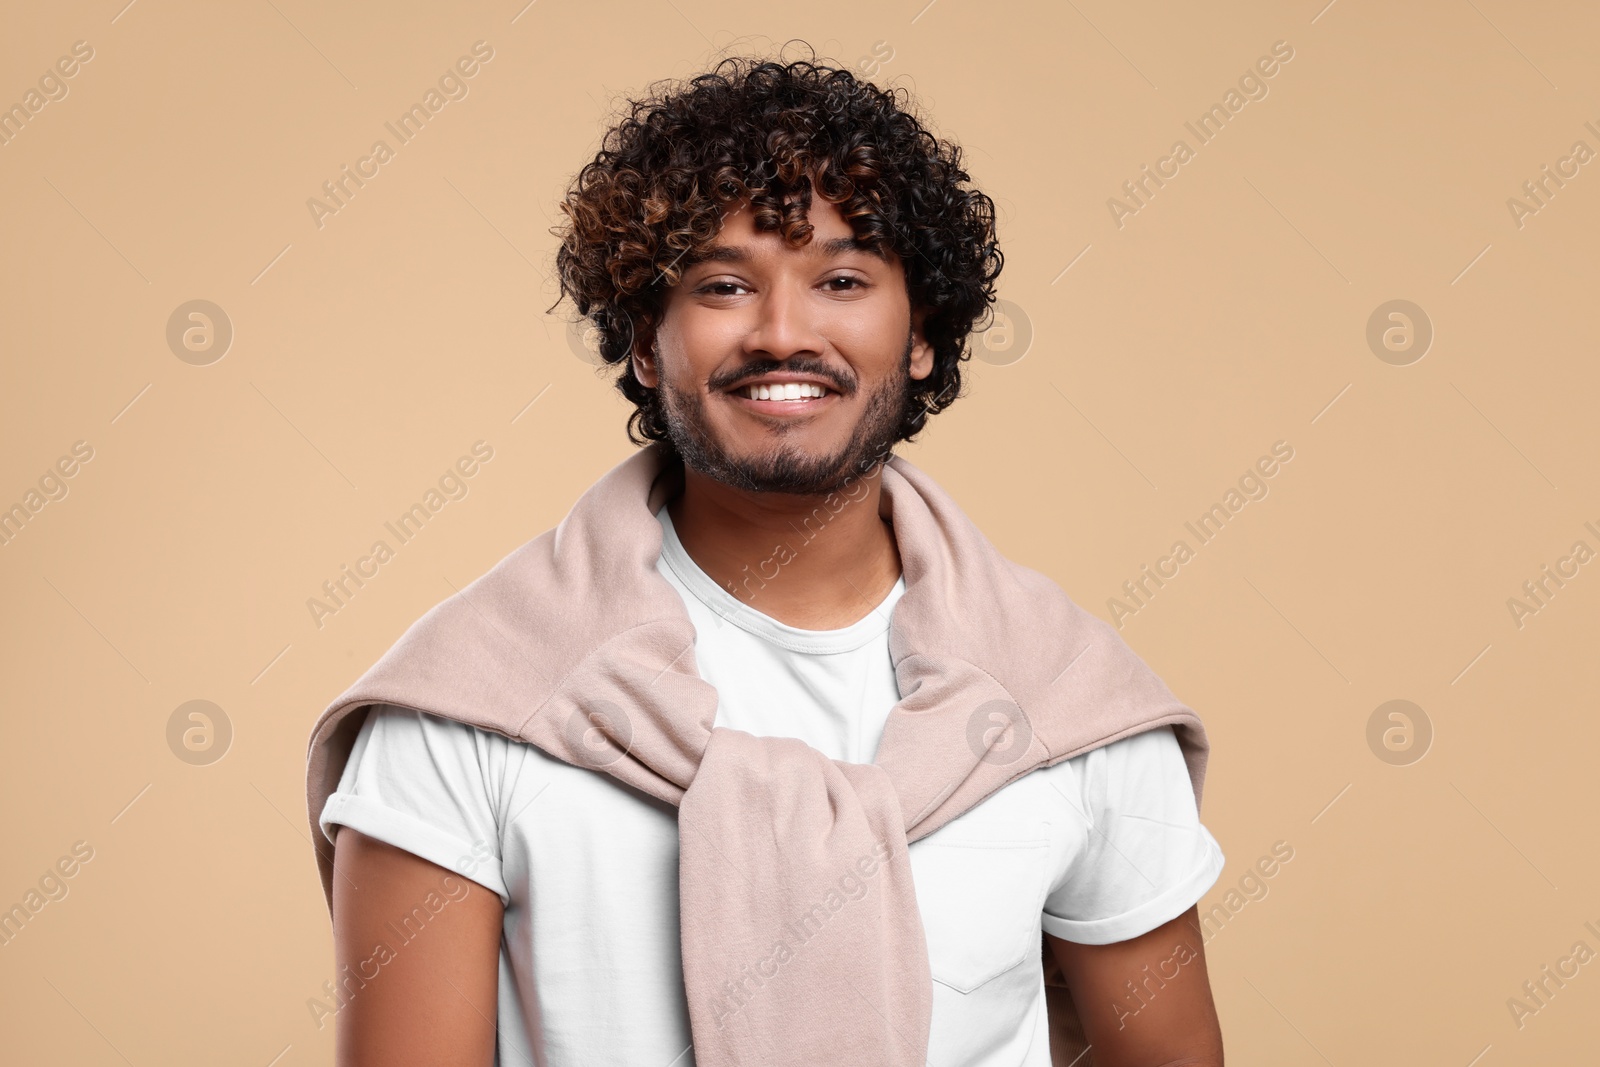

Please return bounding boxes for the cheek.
[665,354,718,399]
[830,318,909,375]
[832,301,902,344]
[665,320,742,379]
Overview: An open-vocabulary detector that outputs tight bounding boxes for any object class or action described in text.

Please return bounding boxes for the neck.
[665,460,903,631]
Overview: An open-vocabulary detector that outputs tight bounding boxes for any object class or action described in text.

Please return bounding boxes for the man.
[307,50,1225,1066]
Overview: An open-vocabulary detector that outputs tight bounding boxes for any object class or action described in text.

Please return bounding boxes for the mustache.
[711,361,853,395]
[703,325,917,396]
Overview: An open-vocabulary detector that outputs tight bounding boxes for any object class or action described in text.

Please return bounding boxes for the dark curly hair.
[546,42,1004,449]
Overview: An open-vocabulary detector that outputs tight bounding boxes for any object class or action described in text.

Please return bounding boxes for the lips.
[732,380,831,401]
[725,374,841,397]
[724,382,840,417]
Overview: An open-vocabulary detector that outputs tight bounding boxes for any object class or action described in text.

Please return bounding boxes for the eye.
[696,281,748,297]
[823,275,865,292]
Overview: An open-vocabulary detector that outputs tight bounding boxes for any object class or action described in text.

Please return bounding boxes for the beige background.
[2,0,1597,1062]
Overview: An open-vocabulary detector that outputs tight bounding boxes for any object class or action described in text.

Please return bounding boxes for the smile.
[725,381,840,416]
[736,381,829,401]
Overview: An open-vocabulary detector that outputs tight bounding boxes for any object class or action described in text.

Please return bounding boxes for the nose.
[741,275,827,364]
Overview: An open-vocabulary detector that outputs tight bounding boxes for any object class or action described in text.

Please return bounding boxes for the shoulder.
[1039,723,1184,780]
[355,701,514,754]
[1028,724,1193,821]
[342,703,529,797]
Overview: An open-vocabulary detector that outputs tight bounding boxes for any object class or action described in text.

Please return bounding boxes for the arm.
[1046,904,1223,1067]
[330,827,505,1067]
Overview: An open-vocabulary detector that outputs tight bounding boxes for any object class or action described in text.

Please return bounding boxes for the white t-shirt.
[319,504,1225,1065]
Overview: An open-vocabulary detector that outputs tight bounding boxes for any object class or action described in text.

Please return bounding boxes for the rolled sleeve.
[318,703,510,906]
[1041,725,1225,945]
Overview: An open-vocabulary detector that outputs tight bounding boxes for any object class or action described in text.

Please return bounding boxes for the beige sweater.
[305,440,1210,1066]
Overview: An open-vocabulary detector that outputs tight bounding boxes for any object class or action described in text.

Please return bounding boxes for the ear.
[909,307,935,382]
[631,331,659,389]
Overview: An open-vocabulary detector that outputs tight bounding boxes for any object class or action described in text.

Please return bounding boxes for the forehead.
[682,197,895,269]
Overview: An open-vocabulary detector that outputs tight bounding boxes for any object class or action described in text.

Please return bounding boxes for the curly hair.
[546,41,1004,449]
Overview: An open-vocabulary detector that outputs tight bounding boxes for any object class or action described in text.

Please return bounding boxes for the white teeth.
[742,382,826,401]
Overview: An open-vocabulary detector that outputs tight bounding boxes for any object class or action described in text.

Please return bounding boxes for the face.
[631,194,934,496]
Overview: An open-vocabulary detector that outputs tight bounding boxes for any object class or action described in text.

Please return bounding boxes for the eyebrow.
[684,235,888,269]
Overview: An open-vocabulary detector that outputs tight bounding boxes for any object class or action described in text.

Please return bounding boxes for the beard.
[657,328,916,497]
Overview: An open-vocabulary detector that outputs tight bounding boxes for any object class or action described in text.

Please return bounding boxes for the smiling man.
[306,47,1226,1067]
[638,193,928,632]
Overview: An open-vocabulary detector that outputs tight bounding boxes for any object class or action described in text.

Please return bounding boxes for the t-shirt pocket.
[908,828,1053,994]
